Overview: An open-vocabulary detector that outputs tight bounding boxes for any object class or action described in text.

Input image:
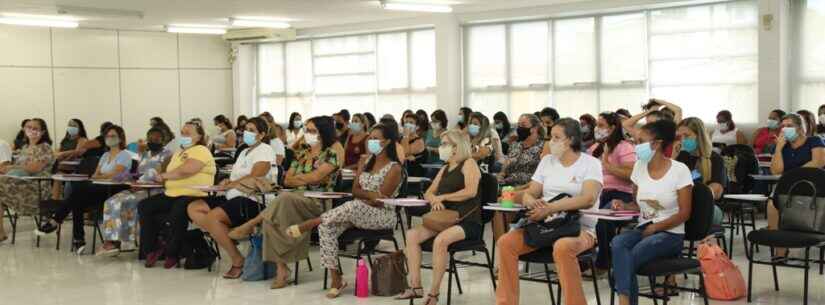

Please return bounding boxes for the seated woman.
[0,118,54,243]
[343,113,369,170]
[185,117,274,278]
[425,110,448,163]
[51,119,88,199]
[96,128,172,256]
[712,110,747,148]
[589,112,636,272]
[286,112,304,150]
[228,116,340,289]
[316,123,402,298]
[611,120,694,305]
[752,109,786,155]
[212,114,237,151]
[766,113,825,258]
[674,117,726,200]
[396,129,481,305]
[467,112,494,173]
[401,113,427,176]
[37,125,133,253]
[498,114,544,186]
[495,118,603,305]
[138,122,217,268]
[579,114,597,150]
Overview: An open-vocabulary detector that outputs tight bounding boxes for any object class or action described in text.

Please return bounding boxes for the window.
[464,1,758,123]
[257,29,436,122]
[795,0,825,112]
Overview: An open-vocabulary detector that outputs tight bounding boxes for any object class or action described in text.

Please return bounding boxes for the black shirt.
[676,150,726,186]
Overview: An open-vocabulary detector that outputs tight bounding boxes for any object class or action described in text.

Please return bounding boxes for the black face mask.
[147,142,163,153]
[516,127,532,141]
[335,122,344,130]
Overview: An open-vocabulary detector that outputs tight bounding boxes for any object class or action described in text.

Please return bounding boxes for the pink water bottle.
[355,259,370,298]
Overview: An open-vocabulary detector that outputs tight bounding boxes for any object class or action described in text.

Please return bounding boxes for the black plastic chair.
[518,248,602,305]
[609,183,715,305]
[746,168,825,305]
[416,238,496,305]
[719,144,761,257]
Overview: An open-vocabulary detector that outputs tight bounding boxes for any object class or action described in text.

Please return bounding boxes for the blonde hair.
[442,129,472,162]
[679,117,713,184]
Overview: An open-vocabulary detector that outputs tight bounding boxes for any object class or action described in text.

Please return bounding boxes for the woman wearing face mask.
[401,113,427,176]
[228,116,341,289]
[55,118,88,161]
[498,114,544,186]
[0,118,54,244]
[496,118,603,305]
[456,107,473,130]
[467,112,494,173]
[37,125,133,253]
[588,112,636,272]
[611,120,693,305]
[426,110,449,163]
[136,122,217,268]
[673,118,726,200]
[397,129,481,305]
[315,123,403,298]
[752,109,786,154]
[186,117,275,278]
[711,110,747,147]
[211,115,236,151]
[797,110,817,138]
[579,114,597,150]
[287,112,304,149]
[235,115,249,145]
[765,113,825,259]
[95,128,173,256]
[343,113,369,169]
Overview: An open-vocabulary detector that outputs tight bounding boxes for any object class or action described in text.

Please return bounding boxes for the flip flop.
[222,265,244,279]
[325,281,348,299]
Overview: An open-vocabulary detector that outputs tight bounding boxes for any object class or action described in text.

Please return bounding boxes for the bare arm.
[285,162,337,187]
[803,147,825,169]
[353,162,402,207]
[162,159,206,180]
[655,99,683,123]
[622,110,652,140]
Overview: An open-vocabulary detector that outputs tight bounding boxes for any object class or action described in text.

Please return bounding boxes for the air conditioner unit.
[223,28,296,42]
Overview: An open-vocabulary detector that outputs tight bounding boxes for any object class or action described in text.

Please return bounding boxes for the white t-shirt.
[227,143,274,201]
[286,129,303,147]
[0,139,11,164]
[630,160,694,234]
[711,128,738,146]
[531,153,604,231]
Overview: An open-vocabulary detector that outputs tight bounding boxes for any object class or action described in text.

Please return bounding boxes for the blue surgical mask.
[782,127,798,142]
[349,122,363,133]
[635,142,654,163]
[66,126,79,136]
[767,119,779,129]
[468,124,481,136]
[243,131,258,146]
[681,137,698,153]
[367,139,383,155]
[178,136,193,148]
[404,123,417,132]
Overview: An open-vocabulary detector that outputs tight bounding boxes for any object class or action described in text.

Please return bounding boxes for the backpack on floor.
[182,230,217,270]
[698,241,745,300]
[242,234,278,281]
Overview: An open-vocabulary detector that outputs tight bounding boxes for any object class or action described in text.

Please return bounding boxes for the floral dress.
[289,147,339,191]
[500,140,543,186]
[0,143,54,215]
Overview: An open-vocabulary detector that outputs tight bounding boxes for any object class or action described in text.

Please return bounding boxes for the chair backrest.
[685,183,715,241]
[479,173,499,224]
[720,144,759,194]
[772,167,825,213]
[130,159,139,175]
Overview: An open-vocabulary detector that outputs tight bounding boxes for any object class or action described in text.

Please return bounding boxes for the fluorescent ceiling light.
[57,5,143,19]
[166,24,226,35]
[0,15,79,28]
[381,1,453,13]
[230,18,290,29]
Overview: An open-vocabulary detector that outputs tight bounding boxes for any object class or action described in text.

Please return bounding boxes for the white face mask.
[549,139,567,159]
[304,133,319,147]
[718,122,730,132]
[819,114,825,125]
[438,145,453,162]
[594,128,610,141]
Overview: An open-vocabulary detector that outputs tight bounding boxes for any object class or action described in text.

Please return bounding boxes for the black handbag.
[522,193,581,248]
[778,180,825,233]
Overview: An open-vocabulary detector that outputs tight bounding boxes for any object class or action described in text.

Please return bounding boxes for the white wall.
[0,25,233,145]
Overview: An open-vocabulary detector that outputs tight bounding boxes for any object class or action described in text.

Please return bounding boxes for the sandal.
[325,281,348,299]
[285,225,302,239]
[222,264,244,279]
[270,267,293,289]
[395,287,425,300]
[422,293,439,305]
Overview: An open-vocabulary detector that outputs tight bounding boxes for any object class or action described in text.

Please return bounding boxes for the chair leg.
[770,247,779,291]
[803,247,810,305]
[609,267,615,305]
[747,241,754,302]
[483,249,496,290]
[819,247,824,275]
[749,210,759,253]
[649,276,659,305]
[591,259,602,305]
[544,264,557,305]
[447,255,454,305]
[294,261,300,285]
[451,253,463,294]
[699,269,709,305]
[307,257,313,272]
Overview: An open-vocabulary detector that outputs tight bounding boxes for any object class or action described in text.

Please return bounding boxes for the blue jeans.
[611,227,684,305]
[595,190,634,269]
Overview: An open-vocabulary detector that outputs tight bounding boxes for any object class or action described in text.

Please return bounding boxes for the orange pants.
[495,229,596,305]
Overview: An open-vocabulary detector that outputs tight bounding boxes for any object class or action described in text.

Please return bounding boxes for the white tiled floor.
[1,218,824,305]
